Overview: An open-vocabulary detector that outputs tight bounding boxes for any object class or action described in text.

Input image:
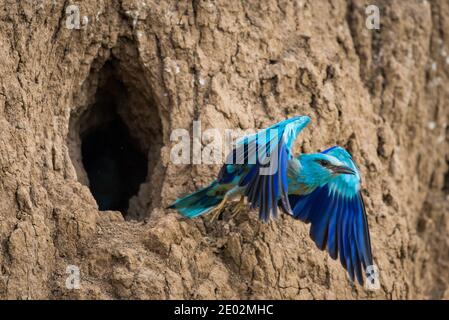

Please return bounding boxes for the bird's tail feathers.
[168,181,223,218]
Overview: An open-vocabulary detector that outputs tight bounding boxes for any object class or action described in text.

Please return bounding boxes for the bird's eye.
[317,159,331,167]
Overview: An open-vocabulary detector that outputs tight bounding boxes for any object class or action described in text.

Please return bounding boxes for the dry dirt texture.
[0,0,448,299]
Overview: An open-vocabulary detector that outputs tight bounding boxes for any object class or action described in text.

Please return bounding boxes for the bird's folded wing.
[288,146,373,285]
[229,116,311,222]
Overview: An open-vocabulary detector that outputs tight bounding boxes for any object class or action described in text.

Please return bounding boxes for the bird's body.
[169,116,374,285]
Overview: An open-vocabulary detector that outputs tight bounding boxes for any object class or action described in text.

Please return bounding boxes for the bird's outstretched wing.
[224,116,311,222]
[288,146,373,285]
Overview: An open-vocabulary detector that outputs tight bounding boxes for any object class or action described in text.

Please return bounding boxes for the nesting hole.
[69,58,163,219]
[81,104,147,213]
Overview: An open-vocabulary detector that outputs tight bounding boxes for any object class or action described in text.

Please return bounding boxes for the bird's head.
[299,153,355,184]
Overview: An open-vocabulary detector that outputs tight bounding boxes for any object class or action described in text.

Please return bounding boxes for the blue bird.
[169,116,374,285]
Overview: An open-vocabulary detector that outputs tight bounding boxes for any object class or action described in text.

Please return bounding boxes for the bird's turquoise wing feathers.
[289,146,373,285]
[168,181,224,218]
[228,116,311,222]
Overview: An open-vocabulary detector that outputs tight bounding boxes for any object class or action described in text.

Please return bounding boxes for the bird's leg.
[208,194,229,222]
[230,196,245,219]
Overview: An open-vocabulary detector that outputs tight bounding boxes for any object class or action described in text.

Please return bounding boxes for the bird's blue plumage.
[288,146,373,285]
[169,116,374,286]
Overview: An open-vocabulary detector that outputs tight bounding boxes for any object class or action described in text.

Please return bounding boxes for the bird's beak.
[332,165,356,175]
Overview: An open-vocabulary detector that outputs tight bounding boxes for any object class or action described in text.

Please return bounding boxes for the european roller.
[169,116,374,285]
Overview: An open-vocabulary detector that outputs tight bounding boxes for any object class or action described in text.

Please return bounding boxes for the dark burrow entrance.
[68,55,163,219]
[81,113,147,213]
